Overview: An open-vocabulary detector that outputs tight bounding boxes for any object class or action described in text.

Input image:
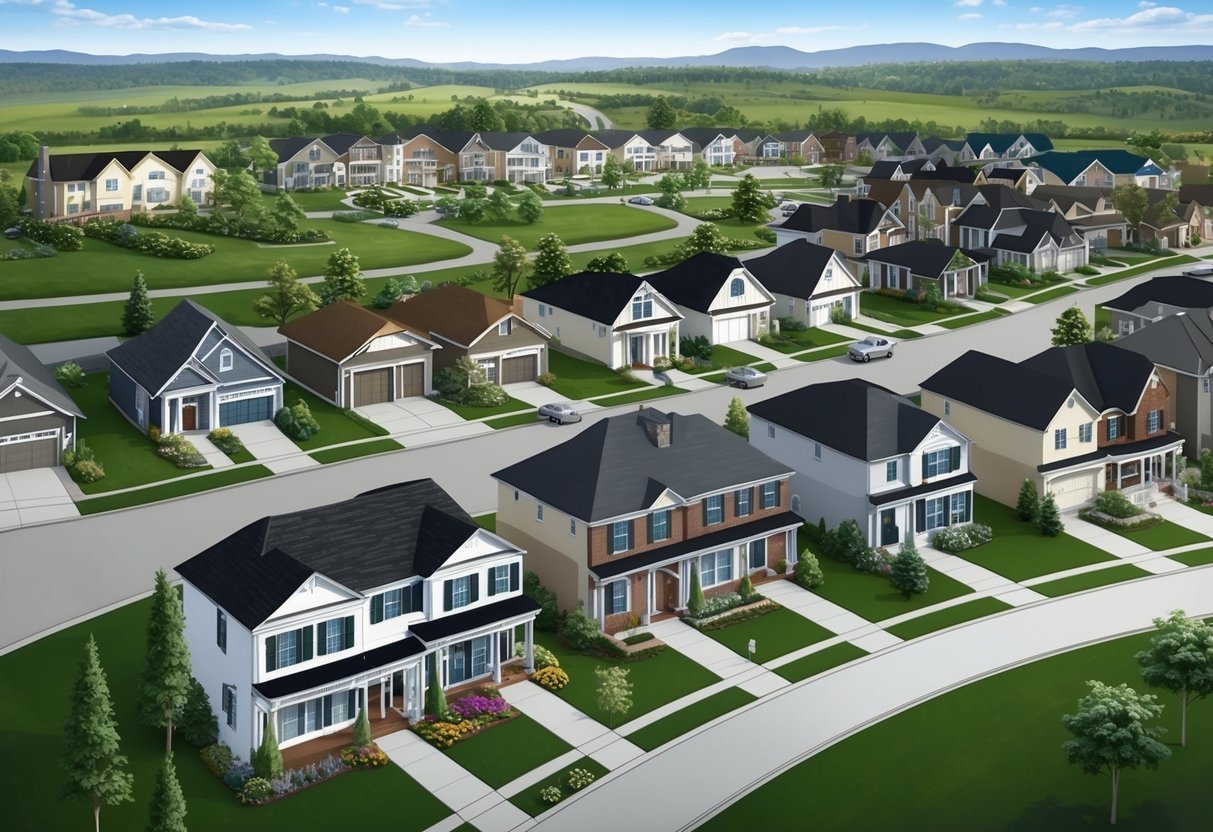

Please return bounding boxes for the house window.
[538,305,546,318]
[735,488,752,517]
[536,503,544,522]
[498,319,512,336]
[649,509,671,542]
[446,575,476,610]
[1148,409,1162,433]
[219,348,233,372]
[886,460,898,482]
[853,239,864,255]
[924,448,954,478]
[760,482,779,509]
[604,580,629,616]
[598,325,607,338]
[135,388,147,427]
[631,292,654,320]
[479,360,497,384]
[610,520,631,554]
[1107,418,1120,441]
[698,549,734,587]
[487,563,520,597]
[767,424,775,439]
[569,518,576,536]
[704,494,724,525]
[276,630,300,669]
[925,496,947,530]
[146,188,169,204]
[1205,377,1211,394]
[148,171,165,181]
[382,588,404,620]
[730,278,745,298]
[944,401,951,417]
[105,178,118,192]
[317,616,354,656]
[1079,423,1093,443]
[221,684,236,729]
[950,492,970,525]
[749,539,766,569]
[814,443,822,461]
[1054,428,1068,450]
[216,609,227,654]
[309,146,322,161]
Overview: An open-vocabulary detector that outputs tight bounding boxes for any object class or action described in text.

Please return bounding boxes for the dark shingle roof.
[594,129,643,148]
[492,409,790,522]
[965,133,1018,155]
[534,129,605,149]
[1116,309,1213,376]
[26,149,205,181]
[1028,149,1152,183]
[866,159,929,180]
[748,379,942,461]
[777,198,892,235]
[269,136,323,164]
[478,132,539,151]
[176,479,498,629]
[678,127,735,146]
[644,252,747,313]
[911,165,978,184]
[1022,342,1159,415]
[1104,277,1213,314]
[920,350,1078,431]
[0,331,84,418]
[320,133,369,155]
[863,241,987,278]
[522,272,659,325]
[743,239,841,298]
[253,636,425,699]
[382,125,475,151]
[1031,185,1108,212]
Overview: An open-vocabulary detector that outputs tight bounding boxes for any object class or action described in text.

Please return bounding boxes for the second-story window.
[216,608,227,654]
[760,482,779,510]
[265,626,313,672]
[316,616,354,656]
[735,487,752,517]
[371,583,423,623]
[105,178,118,192]
[886,460,898,482]
[219,348,233,372]
[632,292,653,320]
[704,494,724,525]
[730,278,745,297]
[488,563,519,596]
[1079,423,1093,443]
[924,448,957,478]
[1148,409,1162,433]
[1107,417,1121,441]
[648,509,671,543]
[444,574,479,611]
[609,520,632,555]
[1055,428,1068,450]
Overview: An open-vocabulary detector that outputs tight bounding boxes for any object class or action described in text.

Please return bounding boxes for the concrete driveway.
[357,398,468,435]
[0,468,77,530]
[225,421,316,474]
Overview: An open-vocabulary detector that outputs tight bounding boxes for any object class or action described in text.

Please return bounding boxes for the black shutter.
[626,521,634,551]
[510,562,520,592]
[487,566,498,597]
[443,580,453,612]
[344,616,354,651]
[412,583,424,613]
[950,446,961,473]
[921,454,929,480]
[323,694,333,727]
[647,513,654,543]
[316,622,327,657]
[915,499,926,532]
[301,626,313,662]
[702,499,709,526]
[607,525,615,556]
[469,574,479,603]
[370,594,384,625]
[216,609,226,653]
[734,490,742,516]
[265,635,277,672]
[349,689,357,717]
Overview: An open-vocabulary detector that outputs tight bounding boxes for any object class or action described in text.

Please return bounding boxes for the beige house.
[458,132,551,184]
[773,196,907,258]
[536,129,611,179]
[265,136,344,191]
[380,130,463,187]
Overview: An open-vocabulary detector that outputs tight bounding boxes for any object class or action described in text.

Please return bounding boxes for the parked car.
[848,335,895,362]
[627,196,654,206]
[781,203,799,216]
[1182,266,1213,278]
[538,402,582,425]
[725,366,767,389]
[3,227,19,240]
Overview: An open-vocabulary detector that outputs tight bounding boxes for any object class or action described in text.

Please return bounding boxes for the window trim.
[1054,428,1067,450]
[886,460,898,482]
[219,348,233,372]
[216,608,227,654]
[604,579,629,616]
[698,549,734,588]
[760,481,779,510]
[704,494,724,525]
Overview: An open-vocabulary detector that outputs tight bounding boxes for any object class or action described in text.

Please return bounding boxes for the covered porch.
[1105,443,1182,492]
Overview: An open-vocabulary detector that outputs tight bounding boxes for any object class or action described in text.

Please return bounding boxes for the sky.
[0,0,1210,62]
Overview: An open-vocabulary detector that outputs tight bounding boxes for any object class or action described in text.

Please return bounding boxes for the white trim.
[0,409,54,423]
[216,385,281,404]
[0,428,59,446]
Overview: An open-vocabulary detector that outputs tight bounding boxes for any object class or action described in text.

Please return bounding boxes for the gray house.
[0,332,83,473]
[1103,277,1213,337]
[107,301,285,434]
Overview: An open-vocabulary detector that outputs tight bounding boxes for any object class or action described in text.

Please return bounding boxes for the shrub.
[534,666,570,691]
[148,425,161,444]
[206,428,246,457]
[448,695,512,720]
[516,641,559,669]
[922,283,944,309]
[82,219,215,259]
[200,743,233,778]
[340,743,388,768]
[1016,479,1040,522]
[331,210,380,223]
[156,434,208,468]
[559,601,600,651]
[414,718,475,748]
[524,570,561,631]
[687,564,706,617]
[17,217,84,251]
[1179,466,1203,489]
[223,759,255,791]
[540,785,563,805]
[1075,264,1099,276]
[433,366,465,398]
[275,400,320,441]
[253,721,284,780]
[684,591,763,623]
[371,278,404,309]
[820,519,869,566]
[71,458,106,484]
[54,361,85,388]
[239,777,274,805]
[352,707,372,747]
[754,226,776,244]
[776,316,807,333]
[931,523,994,554]
[1092,490,1143,519]
[738,573,755,601]
[567,767,596,790]
[889,540,930,599]
[830,305,849,324]
[178,676,219,747]
[775,558,788,574]
[679,334,713,362]
[458,383,509,408]
[1036,492,1063,537]
[794,549,825,588]
[854,547,895,576]
[537,371,557,387]
[615,364,637,382]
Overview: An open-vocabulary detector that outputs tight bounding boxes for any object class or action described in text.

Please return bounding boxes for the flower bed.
[686,598,779,631]
[82,218,215,259]
[1078,508,1163,531]
[340,743,389,768]
[413,687,519,748]
[931,523,994,554]
[684,591,765,625]
[200,742,354,807]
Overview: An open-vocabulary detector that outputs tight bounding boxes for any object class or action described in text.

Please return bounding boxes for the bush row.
[83,219,214,259]
[17,217,84,251]
[130,211,329,245]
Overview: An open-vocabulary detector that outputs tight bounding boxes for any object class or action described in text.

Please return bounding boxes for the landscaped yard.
[76,465,275,515]
[1101,519,1210,551]
[588,385,689,406]
[546,351,649,400]
[774,643,868,683]
[433,394,532,421]
[443,714,572,789]
[883,597,1014,640]
[436,204,677,249]
[701,630,1213,831]
[684,344,760,374]
[961,496,1117,582]
[699,607,834,662]
[507,756,610,816]
[308,438,404,464]
[259,189,353,212]
[760,327,848,354]
[1030,564,1152,597]
[625,687,756,751]
[1170,547,1213,567]
[859,292,969,326]
[1024,285,1079,305]
[486,412,544,430]
[1087,255,1198,286]
[274,362,390,451]
[794,344,852,362]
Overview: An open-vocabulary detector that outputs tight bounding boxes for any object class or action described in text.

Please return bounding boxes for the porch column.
[787,529,798,567]
[492,630,503,684]
[644,571,653,626]
[523,620,535,674]
[596,586,606,631]
[379,679,386,719]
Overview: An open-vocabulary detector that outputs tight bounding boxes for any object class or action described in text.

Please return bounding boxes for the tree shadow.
[1005,796,1176,831]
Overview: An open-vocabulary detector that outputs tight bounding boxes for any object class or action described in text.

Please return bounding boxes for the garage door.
[500,354,538,384]
[219,395,274,426]
[1047,471,1098,509]
[712,316,750,343]
[354,368,393,406]
[0,436,58,473]
[399,363,424,398]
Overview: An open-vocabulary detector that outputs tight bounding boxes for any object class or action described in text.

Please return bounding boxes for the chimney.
[35,145,50,220]
[837,193,850,203]
[637,409,671,449]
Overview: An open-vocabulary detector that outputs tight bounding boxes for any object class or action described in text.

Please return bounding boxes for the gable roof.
[478,132,541,151]
[1116,309,1213,376]
[1104,276,1213,315]
[678,127,735,146]
[279,301,432,362]
[26,149,206,182]
[920,350,1079,431]
[1178,184,1213,206]
[1020,342,1156,414]
[911,165,979,185]
[644,252,753,313]
[522,271,673,325]
[492,408,790,522]
[864,241,988,278]
[534,129,605,149]
[742,239,842,298]
[320,133,370,155]
[1031,185,1109,212]
[269,136,328,165]
[175,479,498,629]
[594,129,644,149]
[0,331,84,418]
[777,198,894,235]
[1028,149,1152,183]
[107,300,280,395]
[384,283,546,347]
[922,136,969,154]
[382,125,476,152]
[965,133,1022,155]
[867,158,930,180]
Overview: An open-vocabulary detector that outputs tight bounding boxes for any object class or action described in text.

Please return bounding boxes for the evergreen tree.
[319,247,365,305]
[175,677,218,748]
[252,259,320,327]
[270,193,306,234]
[738,573,755,600]
[586,252,629,273]
[1051,306,1092,347]
[252,719,283,781]
[724,396,749,438]
[371,278,404,310]
[145,753,187,832]
[889,540,930,599]
[352,706,372,747]
[1036,492,1063,537]
[529,233,573,289]
[1016,478,1040,523]
[174,194,198,222]
[516,191,544,224]
[490,236,529,298]
[1201,448,1213,489]
[794,549,825,588]
[646,96,677,130]
[62,636,134,832]
[730,174,768,224]
[687,564,706,617]
[122,271,154,337]
[425,658,448,719]
[138,569,192,753]
[1136,610,1213,747]
[600,154,624,189]
[486,189,513,222]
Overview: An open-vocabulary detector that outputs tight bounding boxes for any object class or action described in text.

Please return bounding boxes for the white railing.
[1121,480,1159,507]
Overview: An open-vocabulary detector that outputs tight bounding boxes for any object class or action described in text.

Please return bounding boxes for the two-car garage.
[350,362,426,407]
[1045,470,1100,510]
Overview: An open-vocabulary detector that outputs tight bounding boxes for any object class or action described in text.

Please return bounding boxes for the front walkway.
[917,546,1046,606]
[648,619,790,697]
[183,431,232,470]
[502,681,645,771]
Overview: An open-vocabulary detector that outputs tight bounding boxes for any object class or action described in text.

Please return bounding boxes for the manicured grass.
[859,293,968,326]
[1102,519,1210,551]
[1031,564,1152,597]
[626,688,757,751]
[260,189,353,212]
[884,597,1014,640]
[1024,285,1080,305]
[225,448,257,465]
[436,204,677,249]
[1086,254,1199,286]
[844,320,922,339]
[759,327,848,353]
[589,385,688,406]
[76,465,275,514]
[961,495,1118,582]
[794,344,851,362]
[540,640,720,721]
[935,309,1010,329]
[443,715,573,789]
[308,438,403,464]
[774,642,869,683]
[507,757,610,816]
[1169,547,1213,567]
[701,630,1213,832]
[487,412,543,429]
[699,606,834,662]
[685,344,760,374]
[546,351,648,399]
[474,513,496,532]
[274,367,389,451]
[0,597,450,832]
[433,394,531,420]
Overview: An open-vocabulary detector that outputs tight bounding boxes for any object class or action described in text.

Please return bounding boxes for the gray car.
[848,335,895,362]
[725,366,767,389]
[627,196,654,205]
[537,402,582,424]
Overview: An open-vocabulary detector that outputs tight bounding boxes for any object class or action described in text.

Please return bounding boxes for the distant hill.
[3,42,1213,71]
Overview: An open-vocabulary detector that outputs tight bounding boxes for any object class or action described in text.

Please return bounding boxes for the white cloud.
[404,12,447,27]
[49,2,252,30]
[332,4,350,11]
[1028,5,1042,12]
[1072,5,1211,29]
[1047,4,1082,18]
[1139,1,1157,6]
[352,0,429,9]
[992,0,1007,5]
[714,24,864,43]
[958,12,983,18]
[954,0,983,6]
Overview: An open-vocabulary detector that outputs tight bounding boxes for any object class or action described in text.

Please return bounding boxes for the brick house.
[492,407,800,634]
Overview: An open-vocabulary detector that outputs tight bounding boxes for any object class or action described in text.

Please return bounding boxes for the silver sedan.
[725,366,767,389]
[848,335,896,362]
[537,402,582,424]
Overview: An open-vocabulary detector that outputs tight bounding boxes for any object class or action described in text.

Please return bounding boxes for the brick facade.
[1098,377,1170,448]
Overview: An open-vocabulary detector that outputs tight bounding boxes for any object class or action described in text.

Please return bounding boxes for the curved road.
[564,101,614,130]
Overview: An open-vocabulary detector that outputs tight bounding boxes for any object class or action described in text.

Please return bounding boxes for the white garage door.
[1047,471,1098,509]
[712,315,750,343]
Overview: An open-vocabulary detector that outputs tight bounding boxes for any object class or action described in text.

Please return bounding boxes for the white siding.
[183,581,255,757]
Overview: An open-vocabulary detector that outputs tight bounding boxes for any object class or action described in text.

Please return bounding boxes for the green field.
[436,204,677,249]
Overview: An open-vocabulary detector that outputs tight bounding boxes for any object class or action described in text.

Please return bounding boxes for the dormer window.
[498,318,512,336]
[219,348,233,372]
[729,278,745,298]
[309,146,321,161]
[632,292,653,320]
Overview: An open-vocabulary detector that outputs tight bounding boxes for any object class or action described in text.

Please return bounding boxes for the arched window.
[730,278,745,298]
[219,348,233,372]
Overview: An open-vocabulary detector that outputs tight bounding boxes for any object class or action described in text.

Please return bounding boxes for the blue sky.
[0,0,1210,62]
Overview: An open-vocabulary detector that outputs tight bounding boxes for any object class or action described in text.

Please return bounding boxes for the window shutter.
[370,594,384,625]
[487,567,498,597]
[344,616,354,651]
[316,622,327,657]
[510,562,520,592]
[348,690,357,717]
[921,454,929,480]
[216,609,226,653]
[265,635,277,672]
[323,694,333,727]
[301,626,313,662]
[412,583,424,613]
[443,580,453,612]
[702,500,709,525]
[626,521,634,551]
[950,446,960,473]
[607,526,615,556]
[734,490,741,516]
[915,499,926,531]
[469,574,479,604]
[647,513,654,543]
[771,483,781,508]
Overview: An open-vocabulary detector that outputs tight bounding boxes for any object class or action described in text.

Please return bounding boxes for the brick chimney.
[637,408,672,448]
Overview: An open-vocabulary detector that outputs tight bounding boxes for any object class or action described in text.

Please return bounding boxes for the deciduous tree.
[1051,306,1092,347]
[600,154,624,190]
[486,189,513,222]
[595,666,633,728]
[253,259,319,326]
[269,192,305,233]
[724,396,749,438]
[319,247,365,305]
[459,197,486,224]
[684,159,712,191]
[730,173,768,224]
[138,569,192,753]
[529,233,573,289]
[683,222,728,256]
[517,191,544,224]
[646,96,677,130]
[490,235,529,298]
[586,252,629,273]
[248,135,278,177]
[1111,183,1148,242]
[1136,610,1213,747]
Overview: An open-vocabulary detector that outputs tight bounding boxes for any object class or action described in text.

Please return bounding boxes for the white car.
[725,366,767,389]
[537,402,582,425]
[848,335,896,362]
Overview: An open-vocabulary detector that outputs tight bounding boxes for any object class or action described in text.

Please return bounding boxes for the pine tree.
[794,549,825,589]
[63,636,134,832]
[319,247,365,306]
[1201,448,1213,489]
[252,259,320,327]
[122,271,154,337]
[889,540,930,599]
[724,396,749,438]
[252,719,283,781]
[529,233,573,289]
[490,236,529,298]
[138,570,192,753]
[730,174,768,224]
[687,564,706,617]
[1037,492,1064,537]
[176,676,218,748]
[1051,306,1092,347]
[425,658,448,719]
[352,706,372,747]
[1016,478,1040,523]
[145,752,187,832]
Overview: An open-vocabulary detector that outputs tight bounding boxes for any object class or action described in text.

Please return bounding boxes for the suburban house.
[856,132,925,160]
[380,128,466,188]
[0,331,83,473]
[983,167,1041,194]
[861,158,935,187]
[955,202,1088,272]
[776,130,825,164]
[107,301,284,435]
[519,272,682,368]
[536,129,610,179]
[25,145,215,221]
[965,132,1053,160]
[749,380,975,549]
[922,136,975,166]
[471,132,552,184]
[266,136,346,190]
[681,128,738,167]
[920,344,1185,508]
[1178,184,1213,239]
[176,478,539,758]
[774,196,908,258]
[279,301,440,407]
[820,132,858,163]
[1139,189,1202,249]
[1032,185,1127,250]
[491,407,800,633]
[738,134,786,165]
[384,283,550,385]
[743,239,861,327]
[866,180,982,244]
[594,130,653,173]
[638,130,694,170]
[1103,277,1213,337]
[1028,150,1179,190]
[321,133,384,189]
[864,241,989,300]
[644,252,775,344]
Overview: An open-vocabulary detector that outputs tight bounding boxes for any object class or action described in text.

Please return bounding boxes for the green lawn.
[474,513,496,532]
[486,412,543,429]
[260,189,353,212]
[436,204,677,249]
[0,598,450,832]
[433,394,531,420]
[685,344,760,374]
[77,465,275,515]
[540,640,720,722]
[761,328,848,354]
[443,715,573,789]
[1101,519,1210,551]
[1087,255,1199,286]
[1170,547,1213,566]
[699,607,834,662]
[774,643,869,683]
[859,293,969,326]
[935,309,1011,329]
[884,597,1014,640]
[546,351,648,399]
[843,320,922,339]
[794,344,852,362]
[1031,564,1153,597]
[308,438,404,464]
[275,368,389,451]
[507,757,610,817]
[589,385,689,406]
[961,496,1118,582]
[701,630,1213,832]
[626,688,757,751]
[1024,285,1080,305]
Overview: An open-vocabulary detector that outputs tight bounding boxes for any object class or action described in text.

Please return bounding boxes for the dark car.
[3,227,19,241]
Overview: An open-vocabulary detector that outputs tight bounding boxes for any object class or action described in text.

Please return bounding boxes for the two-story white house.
[645,252,775,343]
[682,128,738,167]
[520,271,683,367]
[749,380,976,549]
[640,130,694,170]
[744,239,861,328]
[176,479,539,759]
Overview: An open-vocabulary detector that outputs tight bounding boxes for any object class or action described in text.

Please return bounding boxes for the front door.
[629,334,645,366]
[181,404,197,432]
[880,508,899,547]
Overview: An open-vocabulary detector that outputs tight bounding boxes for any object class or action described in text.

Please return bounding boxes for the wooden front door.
[181,404,197,431]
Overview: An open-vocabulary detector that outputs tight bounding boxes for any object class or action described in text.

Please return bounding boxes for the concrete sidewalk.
[648,618,789,697]
[502,681,645,771]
